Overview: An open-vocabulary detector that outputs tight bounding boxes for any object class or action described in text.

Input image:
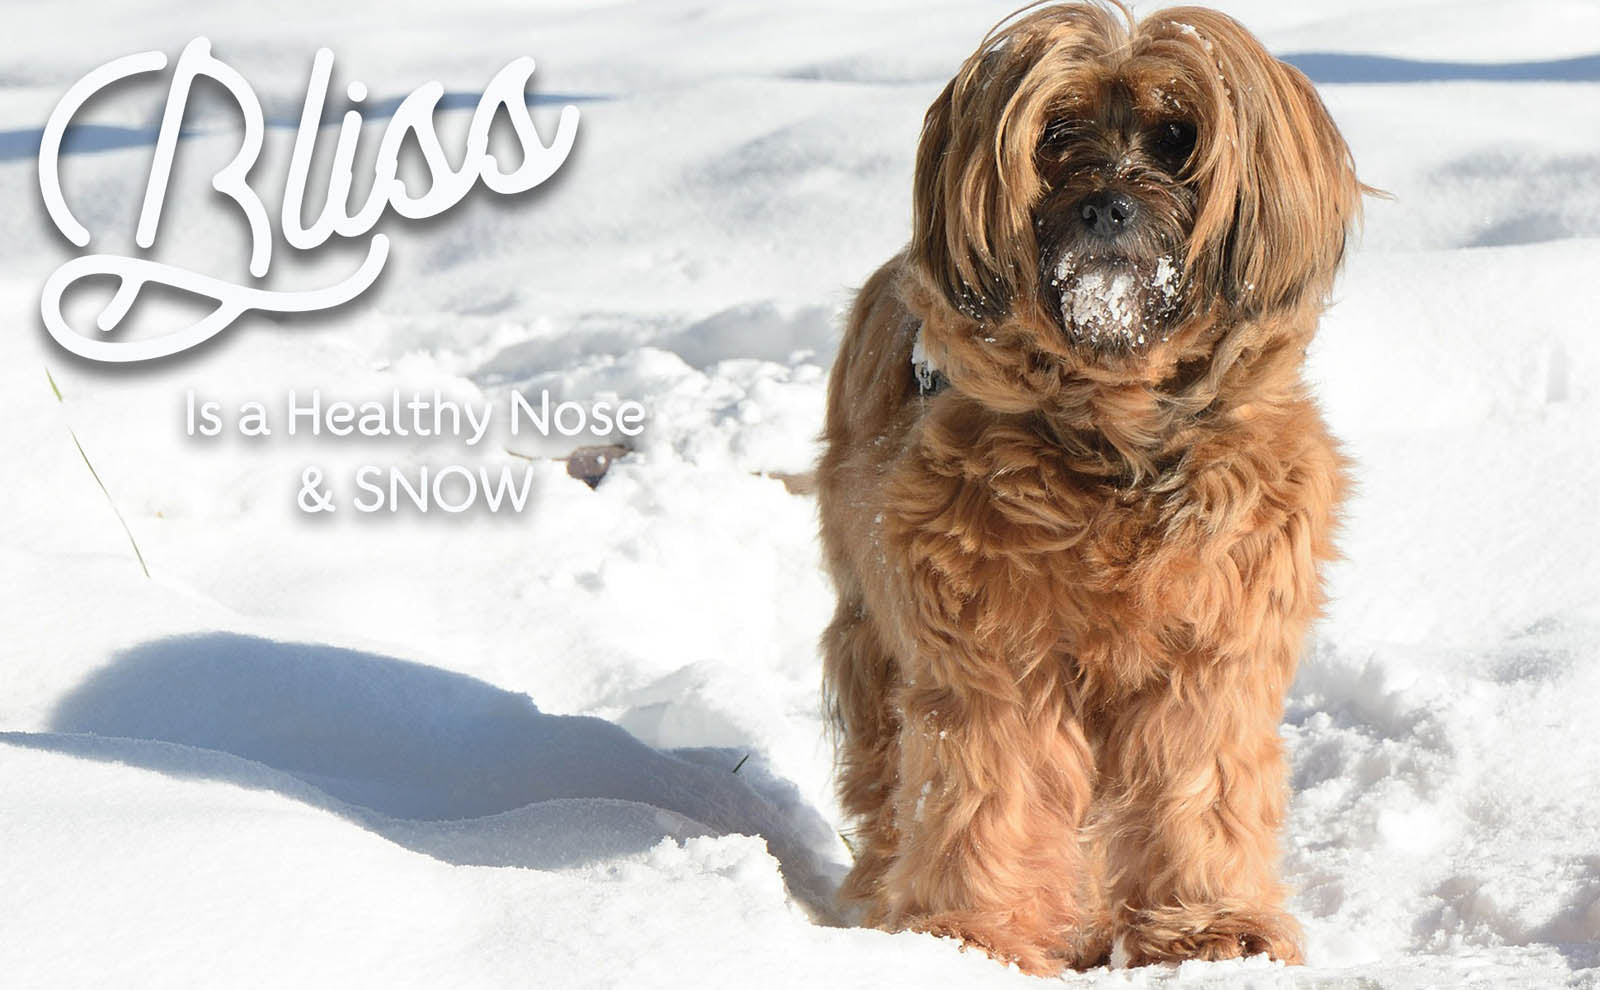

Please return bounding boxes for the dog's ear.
[911,49,1040,323]
[1230,57,1365,313]
[1157,9,1364,316]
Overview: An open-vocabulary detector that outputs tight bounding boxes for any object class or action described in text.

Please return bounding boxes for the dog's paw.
[1060,925,1114,971]
[1121,907,1303,967]
[906,910,1078,976]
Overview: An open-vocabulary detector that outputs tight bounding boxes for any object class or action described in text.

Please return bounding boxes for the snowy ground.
[2,0,1598,986]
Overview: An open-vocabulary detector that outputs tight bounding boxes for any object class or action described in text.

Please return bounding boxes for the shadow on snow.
[0,632,845,923]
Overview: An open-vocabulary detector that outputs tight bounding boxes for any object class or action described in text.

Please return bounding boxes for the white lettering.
[39,40,580,363]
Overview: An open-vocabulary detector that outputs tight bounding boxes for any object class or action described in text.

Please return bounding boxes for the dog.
[817,0,1365,973]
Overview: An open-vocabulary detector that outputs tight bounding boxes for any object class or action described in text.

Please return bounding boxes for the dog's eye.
[1152,120,1197,168]
[1040,117,1081,152]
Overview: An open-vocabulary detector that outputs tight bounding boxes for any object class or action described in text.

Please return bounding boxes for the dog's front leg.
[873,672,1102,974]
[1097,661,1304,966]
[866,485,1104,972]
[1096,445,1335,967]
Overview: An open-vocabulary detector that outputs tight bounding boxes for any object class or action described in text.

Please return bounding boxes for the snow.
[2,0,1598,987]
[1066,268,1140,335]
[1053,252,1182,347]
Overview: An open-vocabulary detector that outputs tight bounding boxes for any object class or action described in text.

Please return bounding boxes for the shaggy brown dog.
[817,1,1365,974]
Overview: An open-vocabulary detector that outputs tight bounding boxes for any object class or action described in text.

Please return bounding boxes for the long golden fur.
[817,0,1365,973]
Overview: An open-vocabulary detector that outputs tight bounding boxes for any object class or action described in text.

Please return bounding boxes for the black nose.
[1079,190,1139,239]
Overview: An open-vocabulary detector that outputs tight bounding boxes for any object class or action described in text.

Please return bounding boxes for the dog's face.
[1032,80,1196,353]
[912,2,1363,385]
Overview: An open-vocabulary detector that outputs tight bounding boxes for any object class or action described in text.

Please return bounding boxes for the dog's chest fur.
[885,390,1318,695]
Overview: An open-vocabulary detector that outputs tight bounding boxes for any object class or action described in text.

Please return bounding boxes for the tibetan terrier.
[817,0,1366,973]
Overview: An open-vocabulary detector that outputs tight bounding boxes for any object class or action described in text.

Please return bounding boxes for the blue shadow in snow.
[0,89,609,163]
[1282,51,1600,84]
[0,122,169,161]
[0,632,842,921]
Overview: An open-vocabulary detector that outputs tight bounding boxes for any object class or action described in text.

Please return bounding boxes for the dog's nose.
[1079,190,1139,239]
